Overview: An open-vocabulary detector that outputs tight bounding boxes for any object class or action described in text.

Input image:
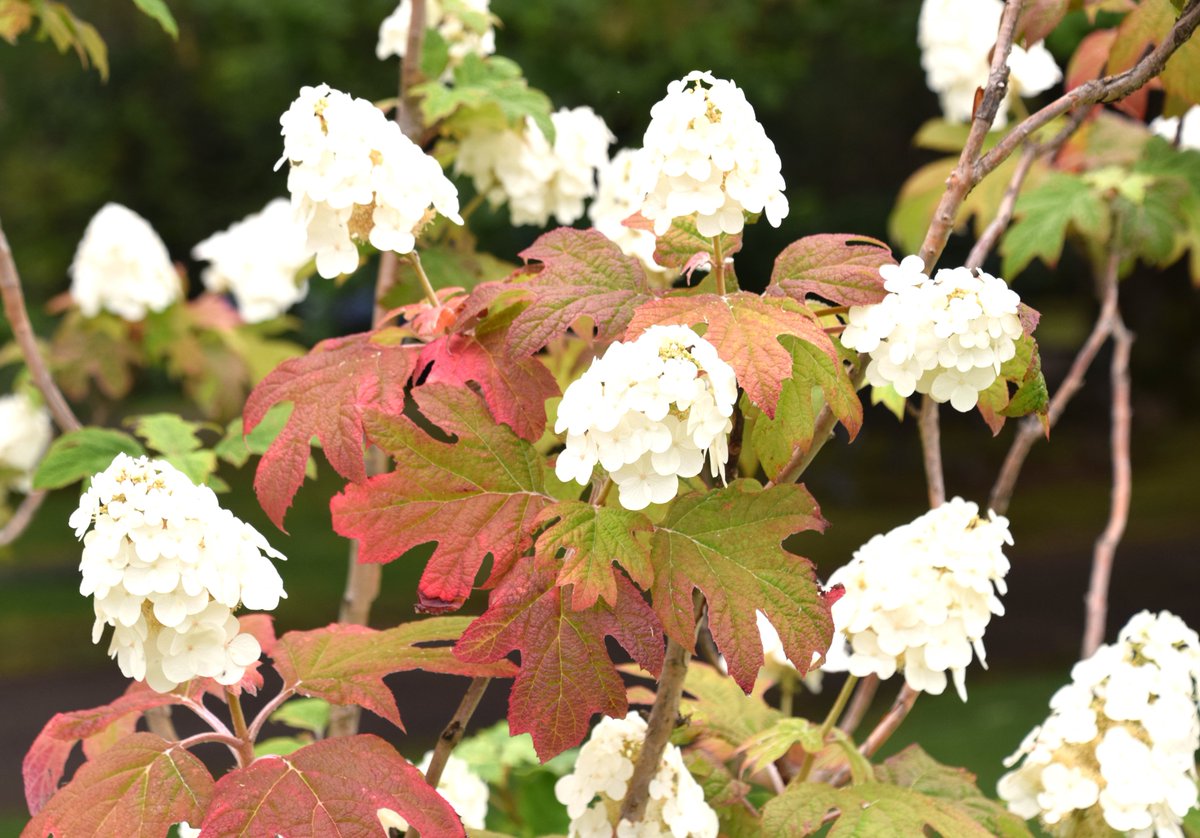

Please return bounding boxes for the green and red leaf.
[768,234,894,307]
[623,212,743,279]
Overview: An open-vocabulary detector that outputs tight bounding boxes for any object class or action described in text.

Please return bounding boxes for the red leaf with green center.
[648,481,832,691]
[243,331,419,529]
[768,233,894,307]
[623,212,743,279]
[198,735,464,838]
[455,556,664,759]
[627,291,837,417]
[330,384,554,612]
[23,734,213,837]
[535,500,654,611]
[271,617,516,729]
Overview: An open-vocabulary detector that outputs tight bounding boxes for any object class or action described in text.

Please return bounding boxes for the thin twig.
[246,686,296,744]
[858,684,919,759]
[407,250,441,307]
[794,674,858,784]
[178,695,235,739]
[0,489,46,546]
[226,688,256,767]
[918,395,945,508]
[178,730,245,754]
[836,674,878,737]
[965,144,1039,271]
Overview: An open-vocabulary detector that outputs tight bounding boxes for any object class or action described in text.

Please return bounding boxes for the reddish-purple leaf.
[23,734,212,837]
[535,501,654,611]
[456,557,664,760]
[243,331,419,529]
[627,292,837,417]
[1017,0,1069,46]
[271,618,516,729]
[768,234,894,307]
[199,735,464,838]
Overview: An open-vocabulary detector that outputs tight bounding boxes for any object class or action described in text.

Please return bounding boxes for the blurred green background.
[2,0,1200,833]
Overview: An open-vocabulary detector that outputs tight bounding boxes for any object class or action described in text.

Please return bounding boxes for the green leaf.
[33,428,145,490]
[0,0,34,44]
[269,697,331,737]
[415,54,554,142]
[51,310,140,402]
[665,661,782,747]
[452,720,544,785]
[1001,172,1111,277]
[1109,0,1200,106]
[871,383,907,421]
[127,413,219,485]
[736,717,824,776]
[129,0,177,38]
[977,334,1049,435]
[253,735,309,757]
[623,212,743,279]
[35,1,108,79]
[420,26,450,79]
[534,500,653,611]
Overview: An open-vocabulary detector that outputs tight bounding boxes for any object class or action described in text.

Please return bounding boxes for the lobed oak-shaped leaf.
[271,617,516,729]
[977,333,1049,436]
[648,481,833,692]
[199,734,465,838]
[331,384,554,612]
[1109,0,1200,106]
[23,733,212,838]
[627,292,837,417]
[1001,172,1111,278]
[535,500,654,611]
[243,331,419,529]
[768,233,894,307]
[622,212,743,279]
[456,557,665,760]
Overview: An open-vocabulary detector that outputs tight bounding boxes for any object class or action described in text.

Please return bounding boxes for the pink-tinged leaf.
[331,384,554,611]
[649,481,832,692]
[1018,302,1041,336]
[1065,30,1149,119]
[535,501,654,611]
[1017,0,1069,46]
[418,326,559,442]
[623,212,743,279]
[243,331,419,529]
[627,292,837,417]
[768,234,894,307]
[271,618,516,729]
[23,734,212,837]
[1109,0,1200,108]
[456,557,664,760]
[199,735,464,838]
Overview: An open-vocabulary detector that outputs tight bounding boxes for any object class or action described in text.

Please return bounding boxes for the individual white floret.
[589,148,672,283]
[0,392,52,493]
[192,198,311,323]
[72,453,287,692]
[377,0,495,77]
[1150,106,1200,151]
[918,0,1062,127]
[278,84,463,279]
[69,203,180,321]
[377,752,488,831]
[640,70,787,238]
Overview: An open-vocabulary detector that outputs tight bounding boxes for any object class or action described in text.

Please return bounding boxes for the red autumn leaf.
[623,212,743,279]
[243,331,419,529]
[456,556,665,759]
[1066,29,1149,120]
[198,735,464,838]
[271,617,516,729]
[535,501,654,611]
[768,233,894,307]
[627,291,838,417]
[648,481,832,692]
[23,733,213,837]
[331,384,554,612]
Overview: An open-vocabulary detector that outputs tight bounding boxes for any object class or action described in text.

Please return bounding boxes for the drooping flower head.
[69,203,180,321]
[378,752,489,831]
[554,325,737,511]
[0,391,52,494]
[377,0,495,76]
[589,147,671,284]
[278,83,463,279]
[72,454,287,692]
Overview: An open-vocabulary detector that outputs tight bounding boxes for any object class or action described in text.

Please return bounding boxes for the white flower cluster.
[555,325,736,511]
[589,148,671,283]
[377,752,488,832]
[192,198,311,323]
[998,611,1200,837]
[918,0,1062,126]
[455,106,613,227]
[0,392,52,494]
[278,83,463,279]
[840,255,1023,412]
[639,70,788,238]
[1150,106,1200,151]
[555,714,719,838]
[825,498,1011,701]
[69,203,180,321]
[71,454,286,693]
[377,0,495,75]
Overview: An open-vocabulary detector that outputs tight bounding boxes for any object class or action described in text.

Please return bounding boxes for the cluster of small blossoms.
[918,0,1062,126]
[376,0,495,76]
[639,70,788,238]
[455,107,613,227]
[1150,106,1200,151]
[555,714,719,838]
[71,454,286,692]
[377,752,489,832]
[0,392,52,494]
[554,325,737,511]
[840,255,1023,412]
[998,611,1200,837]
[191,198,311,323]
[278,84,463,279]
[825,498,1012,701]
[69,203,180,321]
[589,148,671,283]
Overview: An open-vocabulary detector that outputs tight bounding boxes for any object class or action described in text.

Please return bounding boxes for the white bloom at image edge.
[0,392,52,493]
[376,752,489,831]
[72,453,287,692]
[69,203,181,321]
[1149,105,1200,151]
[377,0,495,74]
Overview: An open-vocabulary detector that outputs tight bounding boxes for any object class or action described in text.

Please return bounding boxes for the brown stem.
[394,0,428,141]
[836,673,879,737]
[0,489,46,546]
[965,144,1038,271]
[858,684,919,759]
[918,395,945,508]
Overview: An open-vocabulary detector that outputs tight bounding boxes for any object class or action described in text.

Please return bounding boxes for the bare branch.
[0,489,47,547]
[918,395,945,508]
[859,684,919,759]
[836,673,879,737]
[965,144,1039,271]
[422,676,491,790]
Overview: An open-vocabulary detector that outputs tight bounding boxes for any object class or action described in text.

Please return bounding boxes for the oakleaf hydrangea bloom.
[840,255,1023,412]
[998,611,1200,837]
[555,713,719,838]
[825,498,1011,700]
[377,0,495,76]
[555,325,737,511]
[455,106,613,227]
[589,148,671,283]
[72,454,286,692]
[69,203,180,321]
[0,392,52,493]
[1150,106,1200,151]
[919,0,1062,126]
[640,71,788,237]
[192,198,311,323]
[278,84,463,279]
[377,752,488,831]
